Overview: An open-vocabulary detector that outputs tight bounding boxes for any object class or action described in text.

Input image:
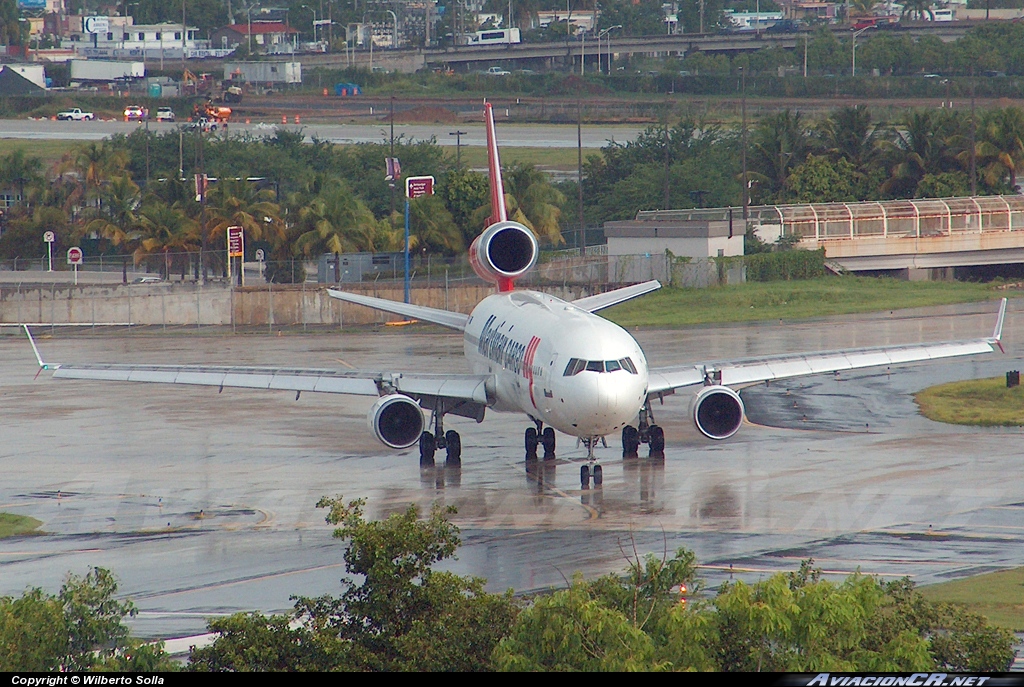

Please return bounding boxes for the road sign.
[254,249,266,262]
[67,246,83,265]
[43,231,55,243]
[405,175,435,199]
[227,226,244,258]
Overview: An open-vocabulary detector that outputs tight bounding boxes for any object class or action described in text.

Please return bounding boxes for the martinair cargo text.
[26,103,1007,486]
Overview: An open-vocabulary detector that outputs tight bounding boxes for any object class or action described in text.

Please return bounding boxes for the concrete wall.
[0,281,603,327]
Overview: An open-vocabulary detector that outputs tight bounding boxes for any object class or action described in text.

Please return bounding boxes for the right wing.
[327,289,469,331]
[572,280,662,313]
[648,298,1007,395]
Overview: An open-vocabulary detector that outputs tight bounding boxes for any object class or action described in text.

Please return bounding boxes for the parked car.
[155,107,176,122]
[123,105,148,121]
[56,108,95,121]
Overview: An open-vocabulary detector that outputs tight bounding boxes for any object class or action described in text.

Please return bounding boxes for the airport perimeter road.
[0,120,643,148]
[1,300,1022,639]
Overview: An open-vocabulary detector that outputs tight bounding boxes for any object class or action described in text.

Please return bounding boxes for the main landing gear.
[622,402,665,458]
[525,419,555,461]
[419,405,461,467]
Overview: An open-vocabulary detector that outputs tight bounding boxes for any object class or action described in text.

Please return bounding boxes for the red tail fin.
[485,103,507,226]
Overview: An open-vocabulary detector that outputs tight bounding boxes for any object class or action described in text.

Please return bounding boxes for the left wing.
[572,280,661,313]
[648,298,1007,395]
[327,289,469,331]
[25,326,492,415]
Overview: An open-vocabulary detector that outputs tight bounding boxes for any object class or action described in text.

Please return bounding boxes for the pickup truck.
[57,108,95,121]
[485,66,511,76]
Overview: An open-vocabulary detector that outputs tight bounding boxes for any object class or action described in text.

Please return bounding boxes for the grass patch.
[458,145,582,171]
[0,512,42,538]
[0,139,82,168]
[603,277,998,328]
[920,567,1024,631]
[915,377,1024,426]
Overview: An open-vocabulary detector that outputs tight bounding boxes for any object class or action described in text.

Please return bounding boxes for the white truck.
[57,108,95,121]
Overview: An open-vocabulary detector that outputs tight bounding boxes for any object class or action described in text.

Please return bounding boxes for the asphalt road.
[1,299,1022,640]
[0,119,643,148]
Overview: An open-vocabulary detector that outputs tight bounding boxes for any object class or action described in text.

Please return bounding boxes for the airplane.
[25,103,1008,487]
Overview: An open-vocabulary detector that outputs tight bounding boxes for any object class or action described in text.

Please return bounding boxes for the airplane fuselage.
[463,290,649,438]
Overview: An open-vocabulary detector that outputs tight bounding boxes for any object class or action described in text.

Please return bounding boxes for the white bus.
[466,28,521,45]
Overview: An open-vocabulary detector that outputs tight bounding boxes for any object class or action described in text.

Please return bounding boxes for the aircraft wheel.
[580,464,591,488]
[541,427,556,458]
[525,427,539,455]
[445,430,462,463]
[622,426,640,457]
[592,464,603,486]
[419,431,436,465]
[649,425,665,454]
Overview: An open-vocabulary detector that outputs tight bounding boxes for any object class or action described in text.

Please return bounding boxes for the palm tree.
[975,107,1024,192]
[879,111,964,198]
[499,162,565,245]
[57,142,129,214]
[82,175,143,248]
[902,0,934,21]
[135,202,200,279]
[0,149,43,206]
[848,0,878,19]
[748,111,814,204]
[293,179,382,257]
[204,178,286,249]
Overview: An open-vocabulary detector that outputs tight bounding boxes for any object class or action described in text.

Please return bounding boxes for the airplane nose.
[569,373,643,435]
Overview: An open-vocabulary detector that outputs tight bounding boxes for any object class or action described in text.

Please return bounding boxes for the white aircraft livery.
[27,103,1007,486]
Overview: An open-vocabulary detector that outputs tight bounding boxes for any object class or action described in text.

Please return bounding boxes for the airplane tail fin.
[484,103,507,226]
[989,297,1008,353]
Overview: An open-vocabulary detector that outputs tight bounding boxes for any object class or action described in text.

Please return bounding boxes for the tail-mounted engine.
[368,394,424,448]
[469,221,538,292]
[689,386,745,440]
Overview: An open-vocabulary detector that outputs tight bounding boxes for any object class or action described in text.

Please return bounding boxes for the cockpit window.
[564,357,639,375]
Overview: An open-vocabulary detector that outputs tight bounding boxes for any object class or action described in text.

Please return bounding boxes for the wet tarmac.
[1,299,1023,639]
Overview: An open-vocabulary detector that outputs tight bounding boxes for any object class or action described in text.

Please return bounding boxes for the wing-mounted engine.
[367,394,424,448]
[689,386,745,440]
[468,221,539,292]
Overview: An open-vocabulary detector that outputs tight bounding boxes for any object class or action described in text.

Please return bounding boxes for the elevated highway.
[266,21,981,73]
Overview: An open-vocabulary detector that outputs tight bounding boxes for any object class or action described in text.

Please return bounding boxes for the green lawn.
[0,512,42,538]
[920,567,1024,631]
[915,377,1024,426]
[458,145,582,171]
[0,139,82,168]
[603,277,1000,328]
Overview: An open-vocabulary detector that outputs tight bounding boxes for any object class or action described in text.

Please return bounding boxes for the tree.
[748,110,814,204]
[0,149,43,206]
[976,107,1024,192]
[501,162,565,245]
[0,0,27,46]
[191,498,520,671]
[784,154,859,203]
[0,568,175,671]
[292,178,384,256]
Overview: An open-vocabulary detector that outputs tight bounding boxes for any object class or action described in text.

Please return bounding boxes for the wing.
[327,289,469,331]
[572,280,662,313]
[648,298,1007,395]
[25,327,492,420]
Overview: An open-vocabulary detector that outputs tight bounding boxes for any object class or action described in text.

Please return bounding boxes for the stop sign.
[67,246,83,265]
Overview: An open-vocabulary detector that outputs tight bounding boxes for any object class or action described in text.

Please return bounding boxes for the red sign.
[67,246,83,265]
[405,176,435,199]
[227,226,244,258]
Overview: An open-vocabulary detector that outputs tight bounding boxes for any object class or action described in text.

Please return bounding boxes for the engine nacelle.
[367,394,424,449]
[689,386,745,440]
[469,221,539,292]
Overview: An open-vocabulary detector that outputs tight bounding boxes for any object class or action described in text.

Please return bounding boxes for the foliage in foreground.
[187,498,519,671]
[0,568,175,671]
[187,499,1016,672]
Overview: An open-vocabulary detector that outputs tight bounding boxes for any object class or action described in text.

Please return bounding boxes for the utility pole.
[577,88,584,256]
[449,130,466,168]
[970,71,977,197]
[741,66,748,221]
[390,95,396,215]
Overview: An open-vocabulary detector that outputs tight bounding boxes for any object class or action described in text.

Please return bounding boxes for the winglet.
[484,102,507,226]
[988,298,1007,353]
[23,325,59,377]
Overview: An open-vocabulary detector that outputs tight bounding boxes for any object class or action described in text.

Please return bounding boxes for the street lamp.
[385,9,397,49]
[300,5,317,43]
[597,24,621,75]
[851,26,874,77]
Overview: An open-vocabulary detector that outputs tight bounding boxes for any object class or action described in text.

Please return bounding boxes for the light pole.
[385,9,397,48]
[851,26,873,77]
[449,130,466,168]
[300,5,317,43]
[597,24,621,75]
